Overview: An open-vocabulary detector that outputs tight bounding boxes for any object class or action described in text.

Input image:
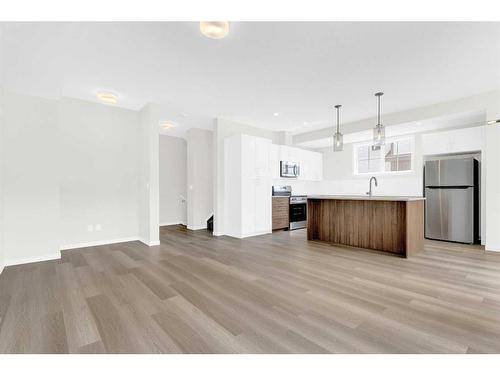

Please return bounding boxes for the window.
[354,137,413,175]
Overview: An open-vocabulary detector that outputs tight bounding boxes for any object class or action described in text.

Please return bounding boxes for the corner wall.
[0,91,162,267]
[484,94,500,252]
[59,98,140,249]
[0,88,4,273]
[138,104,160,246]
[1,91,60,265]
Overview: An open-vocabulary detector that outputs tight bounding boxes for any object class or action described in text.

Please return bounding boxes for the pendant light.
[333,104,343,152]
[373,92,385,145]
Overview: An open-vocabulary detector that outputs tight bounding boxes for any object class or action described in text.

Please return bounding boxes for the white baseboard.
[3,236,162,269]
[60,236,140,250]
[5,252,61,267]
[138,238,161,247]
[0,264,4,275]
[486,245,500,252]
[187,225,207,231]
[160,221,185,227]
[225,230,271,239]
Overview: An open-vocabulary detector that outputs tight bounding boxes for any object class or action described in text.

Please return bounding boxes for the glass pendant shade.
[373,124,385,146]
[333,132,343,151]
[333,104,343,152]
[373,92,386,145]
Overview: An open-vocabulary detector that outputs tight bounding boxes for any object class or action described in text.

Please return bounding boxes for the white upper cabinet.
[270,144,323,181]
[422,126,485,156]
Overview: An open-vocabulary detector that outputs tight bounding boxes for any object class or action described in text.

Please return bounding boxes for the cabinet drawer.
[272,218,289,230]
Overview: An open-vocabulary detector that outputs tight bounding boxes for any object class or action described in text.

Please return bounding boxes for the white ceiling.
[1,22,499,135]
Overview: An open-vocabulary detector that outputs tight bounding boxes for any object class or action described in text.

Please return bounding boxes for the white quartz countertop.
[307,195,425,202]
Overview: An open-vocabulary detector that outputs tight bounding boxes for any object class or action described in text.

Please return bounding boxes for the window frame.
[352,136,415,176]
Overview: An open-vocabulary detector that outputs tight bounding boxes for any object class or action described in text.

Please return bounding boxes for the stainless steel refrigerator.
[424,157,479,244]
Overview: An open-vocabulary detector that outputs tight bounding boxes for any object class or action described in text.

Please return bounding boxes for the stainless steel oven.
[289,195,307,230]
[280,161,300,178]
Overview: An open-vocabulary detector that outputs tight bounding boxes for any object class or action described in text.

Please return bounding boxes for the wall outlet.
[87,224,94,232]
[95,224,102,231]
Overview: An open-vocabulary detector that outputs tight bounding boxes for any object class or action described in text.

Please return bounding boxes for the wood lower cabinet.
[272,197,289,230]
[307,198,425,257]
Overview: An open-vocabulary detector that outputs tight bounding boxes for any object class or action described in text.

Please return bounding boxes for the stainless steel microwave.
[280,161,300,178]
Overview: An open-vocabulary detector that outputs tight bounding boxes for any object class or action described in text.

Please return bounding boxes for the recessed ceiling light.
[96,91,118,104]
[273,113,279,117]
[159,121,176,130]
[200,22,229,39]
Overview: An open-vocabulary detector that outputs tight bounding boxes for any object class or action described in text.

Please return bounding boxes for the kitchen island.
[307,195,425,257]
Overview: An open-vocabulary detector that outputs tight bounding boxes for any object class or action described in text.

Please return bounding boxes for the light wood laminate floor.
[1,225,499,353]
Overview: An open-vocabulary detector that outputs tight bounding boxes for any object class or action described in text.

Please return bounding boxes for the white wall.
[1,91,60,264]
[159,135,187,226]
[484,97,500,252]
[59,98,140,248]
[0,91,163,267]
[271,179,321,196]
[0,33,4,272]
[138,104,160,246]
[213,118,274,235]
[0,88,4,273]
[321,134,424,197]
[187,128,213,230]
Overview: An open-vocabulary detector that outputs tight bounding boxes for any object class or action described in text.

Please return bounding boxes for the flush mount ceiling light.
[159,121,176,130]
[273,112,279,117]
[200,21,229,39]
[373,92,385,146]
[333,105,343,152]
[96,91,118,104]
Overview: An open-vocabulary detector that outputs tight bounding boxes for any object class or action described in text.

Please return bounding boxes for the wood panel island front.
[307,195,425,257]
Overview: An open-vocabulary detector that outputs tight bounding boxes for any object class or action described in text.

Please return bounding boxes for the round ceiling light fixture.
[96,91,118,104]
[159,121,177,130]
[200,21,229,39]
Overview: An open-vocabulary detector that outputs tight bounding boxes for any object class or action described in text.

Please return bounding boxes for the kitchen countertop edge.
[307,195,426,202]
